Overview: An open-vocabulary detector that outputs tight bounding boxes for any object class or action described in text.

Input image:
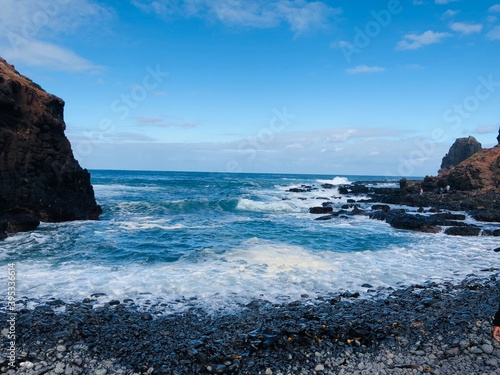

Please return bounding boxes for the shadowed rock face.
[0,58,101,233]
[440,136,482,172]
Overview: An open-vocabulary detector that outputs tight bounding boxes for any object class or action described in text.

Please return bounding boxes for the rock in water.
[440,136,482,172]
[0,58,101,235]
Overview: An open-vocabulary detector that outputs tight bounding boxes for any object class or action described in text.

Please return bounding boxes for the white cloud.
[413,0,425,5]
[487,15,498,23]
[74,127,443,176]
[135,116,199,128]
[441,9,459,18]
[131,0,341,35]
[2,40,103,73]
[346,65,385,74]
[396,30,452,50]
[330,40,353,49]
[487,25,500,40]
[0,0,111,72]
[449,22,483,35]
[435,0,459,4]
[489,4,500,12]
[474,125,497,134]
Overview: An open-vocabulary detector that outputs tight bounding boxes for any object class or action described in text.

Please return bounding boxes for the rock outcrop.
[438,145,500,191]
[0,58,101,237]
[439,136,482,172]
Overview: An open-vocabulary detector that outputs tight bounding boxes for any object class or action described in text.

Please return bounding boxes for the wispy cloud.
[135,116,200,128]
[396,30,452,50]
[131,0,341,35]
[0,0,111,72]
[346,65,385,74]
[489,4,500,13]
[449,22,483,35]
[441,9,459,19]
[474,125,497,134]
[3,40,103,73]
[487,25,500,40]
[435,0,459,4]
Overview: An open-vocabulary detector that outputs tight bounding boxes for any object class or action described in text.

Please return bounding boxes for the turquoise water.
[1,170,498,312]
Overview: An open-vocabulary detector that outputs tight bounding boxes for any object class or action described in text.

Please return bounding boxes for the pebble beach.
[2,273,500,375]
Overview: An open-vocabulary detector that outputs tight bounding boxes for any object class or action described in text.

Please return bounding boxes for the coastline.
[2,273,500,375]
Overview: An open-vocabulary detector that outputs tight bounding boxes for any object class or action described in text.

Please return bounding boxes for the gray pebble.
[481,344,494,354]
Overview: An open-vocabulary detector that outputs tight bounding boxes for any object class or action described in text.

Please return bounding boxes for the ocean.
[1,170,498,313]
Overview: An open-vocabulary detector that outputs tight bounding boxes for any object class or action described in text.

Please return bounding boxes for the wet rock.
[309,207,333,214]
[444,226,481,236]
[315,215,333,221]
[371,204,390,212]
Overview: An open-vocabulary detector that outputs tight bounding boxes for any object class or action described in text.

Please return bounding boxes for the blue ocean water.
[1,170,498,312]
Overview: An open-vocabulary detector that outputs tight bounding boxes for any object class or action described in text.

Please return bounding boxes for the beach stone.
[314,364,325,371]
[95,370,107,375]
[485,358,498,367]
[56,345,67,352]
[470,347,483,354]
[481,344,494,354]
[214,364,226,374]
[265,368,273,375]
[55,363,66,374]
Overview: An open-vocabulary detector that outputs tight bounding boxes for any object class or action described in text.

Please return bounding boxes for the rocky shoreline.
[2,273,500,375]
[302,179,500,240]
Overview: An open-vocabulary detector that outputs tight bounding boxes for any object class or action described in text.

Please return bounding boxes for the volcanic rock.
[0,57,101,236]
[439,136,482,172]
[439,145,500,191]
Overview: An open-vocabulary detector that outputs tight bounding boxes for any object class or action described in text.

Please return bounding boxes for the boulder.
[444,226,481,236]
[385,214,440,233]
[309,206,333,214]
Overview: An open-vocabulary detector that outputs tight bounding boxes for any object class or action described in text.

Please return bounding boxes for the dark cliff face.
[439,136,482,172]
[0,58,101,234]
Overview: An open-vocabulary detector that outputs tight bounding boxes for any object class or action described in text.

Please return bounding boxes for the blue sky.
[1,0,500,176]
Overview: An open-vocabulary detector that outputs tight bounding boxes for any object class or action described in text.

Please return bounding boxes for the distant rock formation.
[0,58,101,237]
[497,127,500,145]
[439,136,482,173]
[440,145,500,190]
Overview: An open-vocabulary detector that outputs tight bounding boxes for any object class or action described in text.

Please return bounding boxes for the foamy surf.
[1,170,498,314]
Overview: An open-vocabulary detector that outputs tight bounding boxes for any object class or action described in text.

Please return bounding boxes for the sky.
[1,0,500,177]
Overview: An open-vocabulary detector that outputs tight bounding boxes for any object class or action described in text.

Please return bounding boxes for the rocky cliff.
[0,58,101,237]
[439,136,482,172]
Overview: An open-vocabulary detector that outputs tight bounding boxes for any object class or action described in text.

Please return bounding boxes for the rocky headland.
[0,58,101,238]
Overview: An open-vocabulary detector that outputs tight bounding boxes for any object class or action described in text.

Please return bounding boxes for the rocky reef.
[302,131,500,236]
[0,58,101,238]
